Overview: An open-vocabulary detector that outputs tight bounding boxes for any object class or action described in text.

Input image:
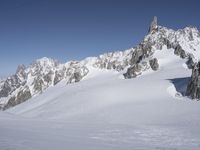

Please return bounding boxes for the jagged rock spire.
[149,16,158,33]
[16,64,26,74]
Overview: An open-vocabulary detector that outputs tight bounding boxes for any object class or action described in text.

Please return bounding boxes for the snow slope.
[0,47,200,150]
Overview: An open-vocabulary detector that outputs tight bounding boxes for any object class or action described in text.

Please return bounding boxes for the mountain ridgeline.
[1,16,200,110]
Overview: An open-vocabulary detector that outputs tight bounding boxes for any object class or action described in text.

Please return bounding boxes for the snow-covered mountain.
[1,17,200,150]
[1,16,200,110]
[0,49,133,109]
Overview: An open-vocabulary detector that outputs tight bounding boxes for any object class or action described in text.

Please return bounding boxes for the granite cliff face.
[186,62,200,100]
[124,16,200,79]
[1,17,200,109]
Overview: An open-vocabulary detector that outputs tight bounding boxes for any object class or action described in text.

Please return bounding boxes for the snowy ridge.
[145,26,200,60]
[123,25,200,78]
[0,48,133,109]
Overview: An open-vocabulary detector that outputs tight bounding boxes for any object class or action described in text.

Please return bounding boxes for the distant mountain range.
[1,16,200,110]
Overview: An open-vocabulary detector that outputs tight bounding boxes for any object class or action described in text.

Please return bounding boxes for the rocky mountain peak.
[32,57,58,68]
[149,16,158,33]
[16,64,27,81]
[16,64,26,74]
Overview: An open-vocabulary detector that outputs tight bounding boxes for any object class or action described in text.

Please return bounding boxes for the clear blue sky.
[0,0,200,77]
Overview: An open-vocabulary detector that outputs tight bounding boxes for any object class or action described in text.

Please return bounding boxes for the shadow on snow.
[167,77,191,96]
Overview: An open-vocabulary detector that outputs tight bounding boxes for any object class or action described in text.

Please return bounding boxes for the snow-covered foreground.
[1,51,200,150]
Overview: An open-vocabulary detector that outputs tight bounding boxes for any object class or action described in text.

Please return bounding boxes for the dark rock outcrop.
[174,44,187,58]
[0,81,12,97]
[124,62,149,79]
[33,77,44,93]
[3,96,16,110]
[0,73,24,98]
[130,41,153,65]
[3,86,32,110]
[149,58,159,71]
[186,62,200,100]
[124,64,142,79]
[163,38,174,49]
[16,64,27,79]
[186,56,195,69]
[68,67,89,83]
[124,40,154,78]
[54,70,65,85]
[44,71,54,85]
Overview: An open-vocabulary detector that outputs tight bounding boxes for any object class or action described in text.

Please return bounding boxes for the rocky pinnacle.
[149,16,158,33]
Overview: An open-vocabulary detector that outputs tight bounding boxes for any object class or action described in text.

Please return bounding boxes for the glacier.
[0,17,200,150]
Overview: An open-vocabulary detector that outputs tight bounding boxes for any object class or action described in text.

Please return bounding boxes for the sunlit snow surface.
[1,48,200,150]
